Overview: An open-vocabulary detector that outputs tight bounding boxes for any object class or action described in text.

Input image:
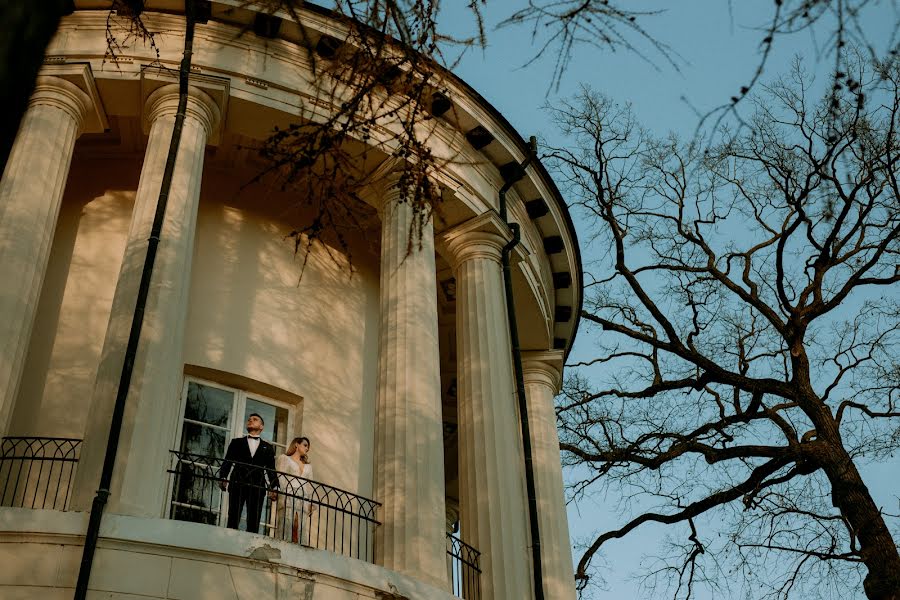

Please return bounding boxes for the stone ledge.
[0,508,456,600]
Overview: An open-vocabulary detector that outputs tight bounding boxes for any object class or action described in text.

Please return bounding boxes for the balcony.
[0,437,81,510]
[0,437,481,599]
[167,449,380,561]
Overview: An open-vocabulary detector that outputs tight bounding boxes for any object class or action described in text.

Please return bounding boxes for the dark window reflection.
[185,382,232,427]
[173,383,233,526]
[179,421,226,459]
[246,398,288,449]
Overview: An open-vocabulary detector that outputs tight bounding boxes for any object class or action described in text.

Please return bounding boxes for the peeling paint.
[247,543,281,561]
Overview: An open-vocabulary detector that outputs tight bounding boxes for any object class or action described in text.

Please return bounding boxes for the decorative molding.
[437,211,529,269]
[38,62,108,133]
[140,66,230,144]
[246,76,269,89]
[521,350,566,393]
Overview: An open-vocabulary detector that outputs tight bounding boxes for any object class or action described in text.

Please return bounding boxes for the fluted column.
[374,177,448,588]
[0,77,94,435]
[72,84,220,516]
[522,351,577,600]
[440,213,531,600]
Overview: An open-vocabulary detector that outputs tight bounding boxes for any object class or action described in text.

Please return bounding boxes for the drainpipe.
[499,136,545,600]
[73,2,198,598]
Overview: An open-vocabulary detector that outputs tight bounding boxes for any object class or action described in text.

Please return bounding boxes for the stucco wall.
[182,168,380,495]
[11,157,137,439]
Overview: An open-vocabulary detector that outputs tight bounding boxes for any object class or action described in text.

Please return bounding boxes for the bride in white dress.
[275,437,314,544]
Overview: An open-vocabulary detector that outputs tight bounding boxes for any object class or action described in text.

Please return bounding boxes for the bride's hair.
[286,436,311,462]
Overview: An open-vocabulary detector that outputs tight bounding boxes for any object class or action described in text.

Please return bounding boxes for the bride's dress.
[275,455,314,543]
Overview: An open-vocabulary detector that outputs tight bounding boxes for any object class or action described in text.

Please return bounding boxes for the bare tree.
[245,0,482,257]
[547,54,900,599]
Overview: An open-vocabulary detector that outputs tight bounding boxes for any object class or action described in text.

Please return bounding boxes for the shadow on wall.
[11,157,140,439]
[183,167,381,495]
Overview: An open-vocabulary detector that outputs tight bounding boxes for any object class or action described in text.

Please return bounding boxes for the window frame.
[167,375,297,526]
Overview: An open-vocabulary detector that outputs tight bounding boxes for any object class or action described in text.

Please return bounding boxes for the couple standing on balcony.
[217,413,315,544]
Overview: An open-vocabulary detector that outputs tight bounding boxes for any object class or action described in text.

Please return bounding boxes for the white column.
[72,84,219,516]
[374,177,448,588]
[440,213,532,600]
[0,77,93,435]
[522,351,577,600]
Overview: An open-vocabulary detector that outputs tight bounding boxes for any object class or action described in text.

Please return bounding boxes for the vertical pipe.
[72,2,197,598]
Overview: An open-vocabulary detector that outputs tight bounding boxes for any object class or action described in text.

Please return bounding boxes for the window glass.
[179,421,227,459]
[246,397,289,452]
[184,381,232,427]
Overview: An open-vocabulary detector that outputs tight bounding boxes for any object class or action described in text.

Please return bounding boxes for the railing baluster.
[9,449,24,507]
[32,448,46,509]
[51,456,64,509]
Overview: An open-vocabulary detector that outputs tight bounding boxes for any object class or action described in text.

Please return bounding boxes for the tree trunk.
[821,439,900,600]
[792,333,899,600]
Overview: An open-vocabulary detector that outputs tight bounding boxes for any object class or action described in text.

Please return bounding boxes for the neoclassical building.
[0,2,582,599]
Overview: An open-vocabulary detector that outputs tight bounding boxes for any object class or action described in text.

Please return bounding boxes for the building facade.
[0,2,582,599]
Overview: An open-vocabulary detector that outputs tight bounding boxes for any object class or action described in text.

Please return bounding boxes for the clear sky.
[439,2,899,598]
[446,1,898,140]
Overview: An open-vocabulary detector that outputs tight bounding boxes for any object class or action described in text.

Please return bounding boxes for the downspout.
[73,1,198,598]
[499,136,545,600]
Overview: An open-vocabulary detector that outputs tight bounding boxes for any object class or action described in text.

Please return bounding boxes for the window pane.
[245,398,289,447]
[185,382,233,428]
[180,422,227,459]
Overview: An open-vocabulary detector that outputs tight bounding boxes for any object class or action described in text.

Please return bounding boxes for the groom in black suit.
[218,413,279,533]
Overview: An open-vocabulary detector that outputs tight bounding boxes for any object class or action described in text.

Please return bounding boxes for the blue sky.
[440,2,899,598]
[447,1,898,140]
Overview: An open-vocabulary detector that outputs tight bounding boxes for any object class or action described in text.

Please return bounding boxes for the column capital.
[437,211,513,271]
[522,350,565,394]
[35,63,108,134]
[143,84,221,140]
[28,76,93,134]
[141,68,229,144]
[362,157,440,216]
[366,166,411,213]
[365,157,404,196]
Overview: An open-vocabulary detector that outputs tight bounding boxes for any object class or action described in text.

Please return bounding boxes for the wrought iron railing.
[447,532,482,599]
[0,437,82,510]
[167,450,380,562]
